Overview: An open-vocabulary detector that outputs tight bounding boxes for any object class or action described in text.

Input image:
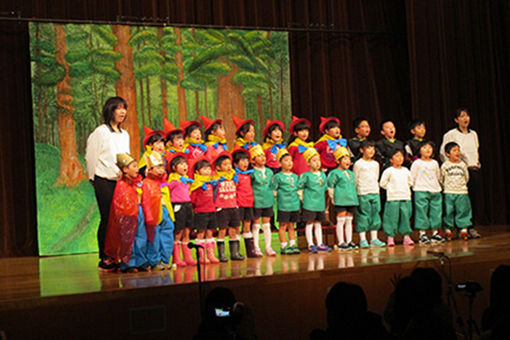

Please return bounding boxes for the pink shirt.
[168,180,191,203]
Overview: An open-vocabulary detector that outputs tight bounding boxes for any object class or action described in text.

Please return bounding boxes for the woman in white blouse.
[85,97,130,271]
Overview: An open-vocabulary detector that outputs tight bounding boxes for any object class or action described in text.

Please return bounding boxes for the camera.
[455,281,482,294]
[214,307,231,318]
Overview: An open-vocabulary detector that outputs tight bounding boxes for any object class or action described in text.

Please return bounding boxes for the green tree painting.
[30,23,291,256]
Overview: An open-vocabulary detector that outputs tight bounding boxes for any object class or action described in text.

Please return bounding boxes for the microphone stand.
[188,243,204,321]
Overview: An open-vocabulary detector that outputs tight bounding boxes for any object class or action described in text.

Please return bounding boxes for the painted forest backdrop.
[30,23,291,255]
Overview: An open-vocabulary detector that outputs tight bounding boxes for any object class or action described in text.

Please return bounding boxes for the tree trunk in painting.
[146,77,152,126]
[256,94,264,137]
[158,27,168,121]
[113,25,141,159]
[268,81,273,120]
[174,27,187,122]
[139,79,145,127]
[195,90,200,116]
[204,85,208,116]
[280,52,284,118]
[35,23,44,143]
[217,58,245,147]
[54,24,86,187]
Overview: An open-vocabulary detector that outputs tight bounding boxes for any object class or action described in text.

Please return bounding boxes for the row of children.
[104,109,478,273]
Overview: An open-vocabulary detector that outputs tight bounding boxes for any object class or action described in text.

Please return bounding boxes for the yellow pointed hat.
[249,144,265,160]
[276,148,290,162]
[303,147,319,163]
[146,150,165,169]
[333,146,350,161]
[117,153,136,168]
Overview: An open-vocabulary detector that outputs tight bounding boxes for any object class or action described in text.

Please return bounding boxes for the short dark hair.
[444,142,459,154]
[323,119,340,131]
[233,150,250,164]
[237,122,255,138]
[146,133,165,145]
[205,122,223,139]
[353,117,369,131]
[185,123,201,138]
[360,140,376,150]
[390,148,404,158]
[454,108,470,119]
[409,119,425,131]
[194,159,211,172]
[102,97,127,126]
[264,123,283,141]
[167,130,184,144]
[215,155,231,169]
[288,121,311,144]
[418,140,435,156]
[380,119,394,131]
[170,155,187,172]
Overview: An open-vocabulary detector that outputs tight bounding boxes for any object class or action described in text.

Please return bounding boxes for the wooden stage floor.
[1,227,510,339]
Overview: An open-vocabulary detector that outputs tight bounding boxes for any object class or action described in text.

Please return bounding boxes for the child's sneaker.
[387,237,395,247]
[459,231,469,241]
[280,245,292,255]
[152,262,167,271]
[338,242,349,251]
[370,239,386,247]
[431,233,445,243]
[403,236,415,246]
[418,234,431,245]
[316,244,332,252]
[359,240,369,248]
[347,242,359,250]
[98,257,119,272]
[254,247,264,257]
[265,248,277,256]
[308,245,318,253]
[290,245,301,254]
[137,263,150,272]
[121,267,138,273]
[469,228,481,239]
[445,230,453,241]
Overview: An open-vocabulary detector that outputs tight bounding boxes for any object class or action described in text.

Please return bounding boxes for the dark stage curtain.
[0,0,508,257]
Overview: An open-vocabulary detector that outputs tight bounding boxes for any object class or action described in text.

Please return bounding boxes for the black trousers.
[93,175,117,259]
[468,168,481,225]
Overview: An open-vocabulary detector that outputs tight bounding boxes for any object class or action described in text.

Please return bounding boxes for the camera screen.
[215,307,231,317]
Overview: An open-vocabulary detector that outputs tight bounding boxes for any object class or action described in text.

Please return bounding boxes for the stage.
[1,227,509,339]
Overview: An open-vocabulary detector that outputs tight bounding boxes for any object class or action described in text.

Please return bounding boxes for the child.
[375,119,405,169]
[352,140,385,247]
[163,119,189,172]
[202,115,228,163]
[410,141,445,244]
[166,153,197,266]
[327,147,359,250]
[249,144,276,256]
[348,117,371,161]
[189,157,219,264]
[405,119,427,162]
[213,151,244,262]
[141,151,176,270]
[233,150,259,258]
[262,119,286,173]
[298,147,331,252]
[104,153,148,273]
[287,115,314,175]
[440,108,481,238]
[182,119,207,160]
[440,142,473,241]
[271,148,300,255]
[315,116,347,173]
[379,149,414,246]
[232,116,257,152]
[139,126,167,177]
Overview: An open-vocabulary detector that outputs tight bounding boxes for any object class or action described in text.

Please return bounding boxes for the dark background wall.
[1,0,509,257]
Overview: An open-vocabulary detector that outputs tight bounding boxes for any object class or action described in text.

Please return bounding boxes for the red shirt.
[288,145,310,175]
[263,147,280,169]
[236,173,254,207]
[315,140,337,170]
[215,179,238,209]
[190,183,216,213]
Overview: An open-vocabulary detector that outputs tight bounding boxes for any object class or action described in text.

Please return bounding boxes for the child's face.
[112,104,127,125]
[454,111,471,130]
[411,124,426,139]
[308,154,322,171]
[170,136,185,149]
[174,161,188,176]
[151,140,165,153]
[197,165,212,177]
[236,158,250,171]
[446,146,461,162]
[270,128,283,142]
[381,121,396,139]
[252,154,266,167]
[217,158,232,173]
[279,155,293,172]
[355,120,371,138]
[361,146,375,160]
[242,125,255,141]
[189,128,202,141]
[390,152,404,167]
[149,165,166,176]
[338,156,351,169]
[325,126,341,139]
[419,144,433,159]
[213,125,226,139]
[295,129,309,141]
[124,161,139,179]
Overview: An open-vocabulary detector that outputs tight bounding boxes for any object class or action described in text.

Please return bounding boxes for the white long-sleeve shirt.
[410,159,442,193]
[440,128,480,167]
[440,160,469,194]
[353,158,380,195]
[85,124,130,181]
[380,166,412,201]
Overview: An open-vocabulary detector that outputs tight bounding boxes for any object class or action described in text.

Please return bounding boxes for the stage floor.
[2,228,510,305]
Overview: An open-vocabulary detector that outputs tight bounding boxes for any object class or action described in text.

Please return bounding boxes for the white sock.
[206,238,215,243]
[253,223,261,249]
[262,223,272,250]
[281,242,288,248]
[461,228,467,233]
[359,232,367,241]
[336,216,346,244]
[345,216,353,243]
[314,222,323,245]
[305,223,314,247]
[216,238,223,243]
[243,232,253,239]
[370,230,378,241]
[432,230,439,236]
[419,230,426,237]
[236,234,241,241]
[289,239,296,247]
[445,228,452,234]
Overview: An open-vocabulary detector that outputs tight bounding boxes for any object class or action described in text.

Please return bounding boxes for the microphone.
[187,242,204,250]
[427,250,445,257]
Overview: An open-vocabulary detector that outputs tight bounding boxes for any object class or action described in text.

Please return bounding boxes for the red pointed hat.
[212,150,233,166]
[232,115,255,135]
[180,119,203,132]
[166,151,188,165]
[163,118,183,138]
[319,116,340,133]
[200,115,222,132]
[289,115,311,134]
[188,155,209,175]
[263,119,285,137]
[143,126,166,147]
